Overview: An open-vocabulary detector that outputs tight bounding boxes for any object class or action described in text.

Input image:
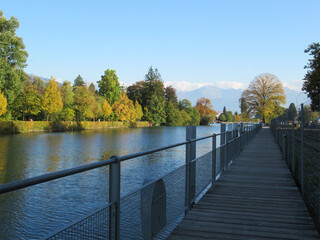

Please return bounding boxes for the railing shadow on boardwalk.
[0,123,261,239]
[168,127,319,240]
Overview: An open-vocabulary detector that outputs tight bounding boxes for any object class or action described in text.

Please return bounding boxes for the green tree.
[179,99,192,113]
[73,75,85,88]
[303,105,318,123]
[74,86,97,121]
[61,81,74,107]
[200,114,215,125]
[190,108,201,125]
[166,101,183,126]
[143,67,165,107]
[98,69,121,106]
[43,77,63,121]
[89,82,96,93]
[0,88,7,116]
[59,81,75,121]
[60,108,75,121]
[127,81,145,105]
[219,113,226,122]
[93,94,105,120]
[134,100,143,121]
[287,103,297,121]
[102,99,112,121]
[0,11,28,115]
[31,75,46,95]
[239,98,250,122]
[145,93,166,126]
[180,110,192,125]
[164,86,178,104]
[302,42,320,111]
[240,73,286,123]
[223,106,227,115]
[14,84,42,120]
[127,67,165,111]
[225,111,234,122]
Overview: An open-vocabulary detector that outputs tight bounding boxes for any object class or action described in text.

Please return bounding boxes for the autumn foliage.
[195,97,217,117]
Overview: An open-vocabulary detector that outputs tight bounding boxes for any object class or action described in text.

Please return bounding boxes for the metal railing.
[271,103,320,233]
[0,123,261,240]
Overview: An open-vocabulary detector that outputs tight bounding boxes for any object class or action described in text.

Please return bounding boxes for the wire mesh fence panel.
[303,126,320,230]
[195,152,212,198]
[119,187,144,240]
[158,165,186,239]
[46,204,110,240]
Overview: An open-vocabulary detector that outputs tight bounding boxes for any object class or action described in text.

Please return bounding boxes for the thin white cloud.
[164,81,246,92]
[282,79,304,91]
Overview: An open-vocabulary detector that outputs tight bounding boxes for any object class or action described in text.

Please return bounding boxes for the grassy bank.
[0,121,149,134]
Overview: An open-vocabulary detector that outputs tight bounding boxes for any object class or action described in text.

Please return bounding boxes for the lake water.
[0,125,222,239]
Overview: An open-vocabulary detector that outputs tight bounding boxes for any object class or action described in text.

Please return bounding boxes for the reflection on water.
[0,125,221,239]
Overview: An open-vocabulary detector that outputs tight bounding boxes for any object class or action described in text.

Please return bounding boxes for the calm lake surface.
[0,125,222,239]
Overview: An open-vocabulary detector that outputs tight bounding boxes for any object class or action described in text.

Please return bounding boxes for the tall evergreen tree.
[89,82,96,93]
[223,106,226,115]
[73,75,85,88]
[145,93,166,126]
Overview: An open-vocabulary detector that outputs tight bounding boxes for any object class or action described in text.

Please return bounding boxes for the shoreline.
[0,121,150,134]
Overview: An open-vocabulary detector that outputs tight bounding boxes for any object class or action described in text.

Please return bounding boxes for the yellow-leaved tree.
[0,88,7,117]
[102,99,112,121]
[240,73,286,123]
[112,94,136,122]
[43,77,63,121]
[134,100,143,121]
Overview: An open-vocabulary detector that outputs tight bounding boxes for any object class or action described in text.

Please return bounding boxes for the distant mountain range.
[177,86,308,113]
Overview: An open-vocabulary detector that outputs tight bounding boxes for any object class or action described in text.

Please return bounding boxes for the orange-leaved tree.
[195,97,217,117]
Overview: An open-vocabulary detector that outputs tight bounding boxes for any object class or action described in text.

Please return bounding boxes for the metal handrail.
[0,129,233,195]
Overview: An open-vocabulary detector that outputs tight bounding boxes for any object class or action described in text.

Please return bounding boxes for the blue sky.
[2,0,320,92]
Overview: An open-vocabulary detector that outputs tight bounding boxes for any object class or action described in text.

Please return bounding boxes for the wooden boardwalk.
[168,127,319,240]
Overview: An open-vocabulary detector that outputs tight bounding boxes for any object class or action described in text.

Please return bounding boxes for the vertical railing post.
[282,134,287,162]
[226,131,231,165]
[186,126,196,213]
[300,104,304,196]
[292,112,295,173]
[212,134,216,183]
[240,123,244,151]
[109,155,121,240]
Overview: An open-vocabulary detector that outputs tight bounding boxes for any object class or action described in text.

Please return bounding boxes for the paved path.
[168,127,319,240]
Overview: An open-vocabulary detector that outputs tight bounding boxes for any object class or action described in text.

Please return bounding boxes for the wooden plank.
[167,127,319,239]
